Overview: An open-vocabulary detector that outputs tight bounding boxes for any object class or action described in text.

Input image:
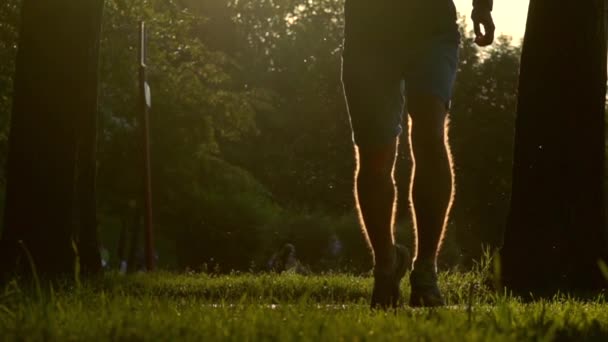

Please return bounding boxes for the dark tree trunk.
[501,0,608,296]
[127,204,143,273]
[0,0,104,279]
[75,76,103,275]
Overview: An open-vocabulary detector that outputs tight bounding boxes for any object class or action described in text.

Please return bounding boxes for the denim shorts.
[341,1,460,146]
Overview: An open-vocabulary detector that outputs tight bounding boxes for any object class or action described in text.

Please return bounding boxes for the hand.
[471,8,495,47]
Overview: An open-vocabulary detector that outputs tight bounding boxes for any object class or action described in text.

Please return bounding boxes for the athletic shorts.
[341,0,460,146]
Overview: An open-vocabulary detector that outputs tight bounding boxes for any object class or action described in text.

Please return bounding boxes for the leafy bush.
[159,154,282,272]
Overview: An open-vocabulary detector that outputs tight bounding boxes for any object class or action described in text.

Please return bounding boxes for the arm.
[472,0,495,46]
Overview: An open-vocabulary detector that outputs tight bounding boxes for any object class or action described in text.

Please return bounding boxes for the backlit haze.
[454,0,529,43]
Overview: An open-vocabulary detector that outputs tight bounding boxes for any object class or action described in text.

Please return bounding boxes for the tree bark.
[0,0,104,279]
[501,0,607,296]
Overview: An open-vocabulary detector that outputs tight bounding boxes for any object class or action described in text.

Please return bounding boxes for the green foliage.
[224,0,355,210]
[96,0,281,271]
[450,27,522,260]
[161,154,282,271]
[2,272,608,340]
[98,0,266,205]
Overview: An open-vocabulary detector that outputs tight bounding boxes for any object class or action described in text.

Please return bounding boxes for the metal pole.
[139,21,155,271]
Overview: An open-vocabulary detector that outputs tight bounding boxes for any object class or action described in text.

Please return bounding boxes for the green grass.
[1,269,608,341]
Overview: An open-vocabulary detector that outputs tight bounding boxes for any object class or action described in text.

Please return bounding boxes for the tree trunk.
[0,0,104,279]
[501,0,607,296]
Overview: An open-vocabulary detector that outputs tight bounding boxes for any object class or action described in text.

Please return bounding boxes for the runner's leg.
[407,92,454,270]
[354,142,399,273]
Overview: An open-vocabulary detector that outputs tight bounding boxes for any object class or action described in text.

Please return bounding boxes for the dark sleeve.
[473,0,493,11]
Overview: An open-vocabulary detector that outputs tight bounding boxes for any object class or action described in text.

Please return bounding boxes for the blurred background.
[0,0,532,273]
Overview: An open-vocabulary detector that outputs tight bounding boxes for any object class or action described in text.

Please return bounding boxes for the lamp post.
[139,21,155,271]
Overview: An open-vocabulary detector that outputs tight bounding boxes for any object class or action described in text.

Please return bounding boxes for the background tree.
[0,0,105,278]
[501,0,608,296]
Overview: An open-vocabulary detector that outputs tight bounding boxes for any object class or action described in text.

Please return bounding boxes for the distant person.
[341,0,494,308]
[329,233,343,258]
[323,233,345,270]
[268,243,306,274]
[100,245,110,269]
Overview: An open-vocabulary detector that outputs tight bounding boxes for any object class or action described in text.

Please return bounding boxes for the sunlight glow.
[283,1,530,43]
[454,0,529,42]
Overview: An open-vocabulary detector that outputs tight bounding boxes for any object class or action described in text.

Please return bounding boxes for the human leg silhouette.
[354,142,397,272]
[354,142,409,309]
[353,92,454,308]
[407,92,455,307]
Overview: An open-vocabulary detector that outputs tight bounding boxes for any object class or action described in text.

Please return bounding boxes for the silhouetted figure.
[329,233,343,259]
[100,246,110,269]
[268,244,306,274]
[341,0,495,309]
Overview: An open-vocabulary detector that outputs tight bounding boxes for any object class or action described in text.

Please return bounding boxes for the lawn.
[1,268,608,341]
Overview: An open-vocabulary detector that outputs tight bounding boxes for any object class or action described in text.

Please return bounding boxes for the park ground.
[1,267,608,341]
